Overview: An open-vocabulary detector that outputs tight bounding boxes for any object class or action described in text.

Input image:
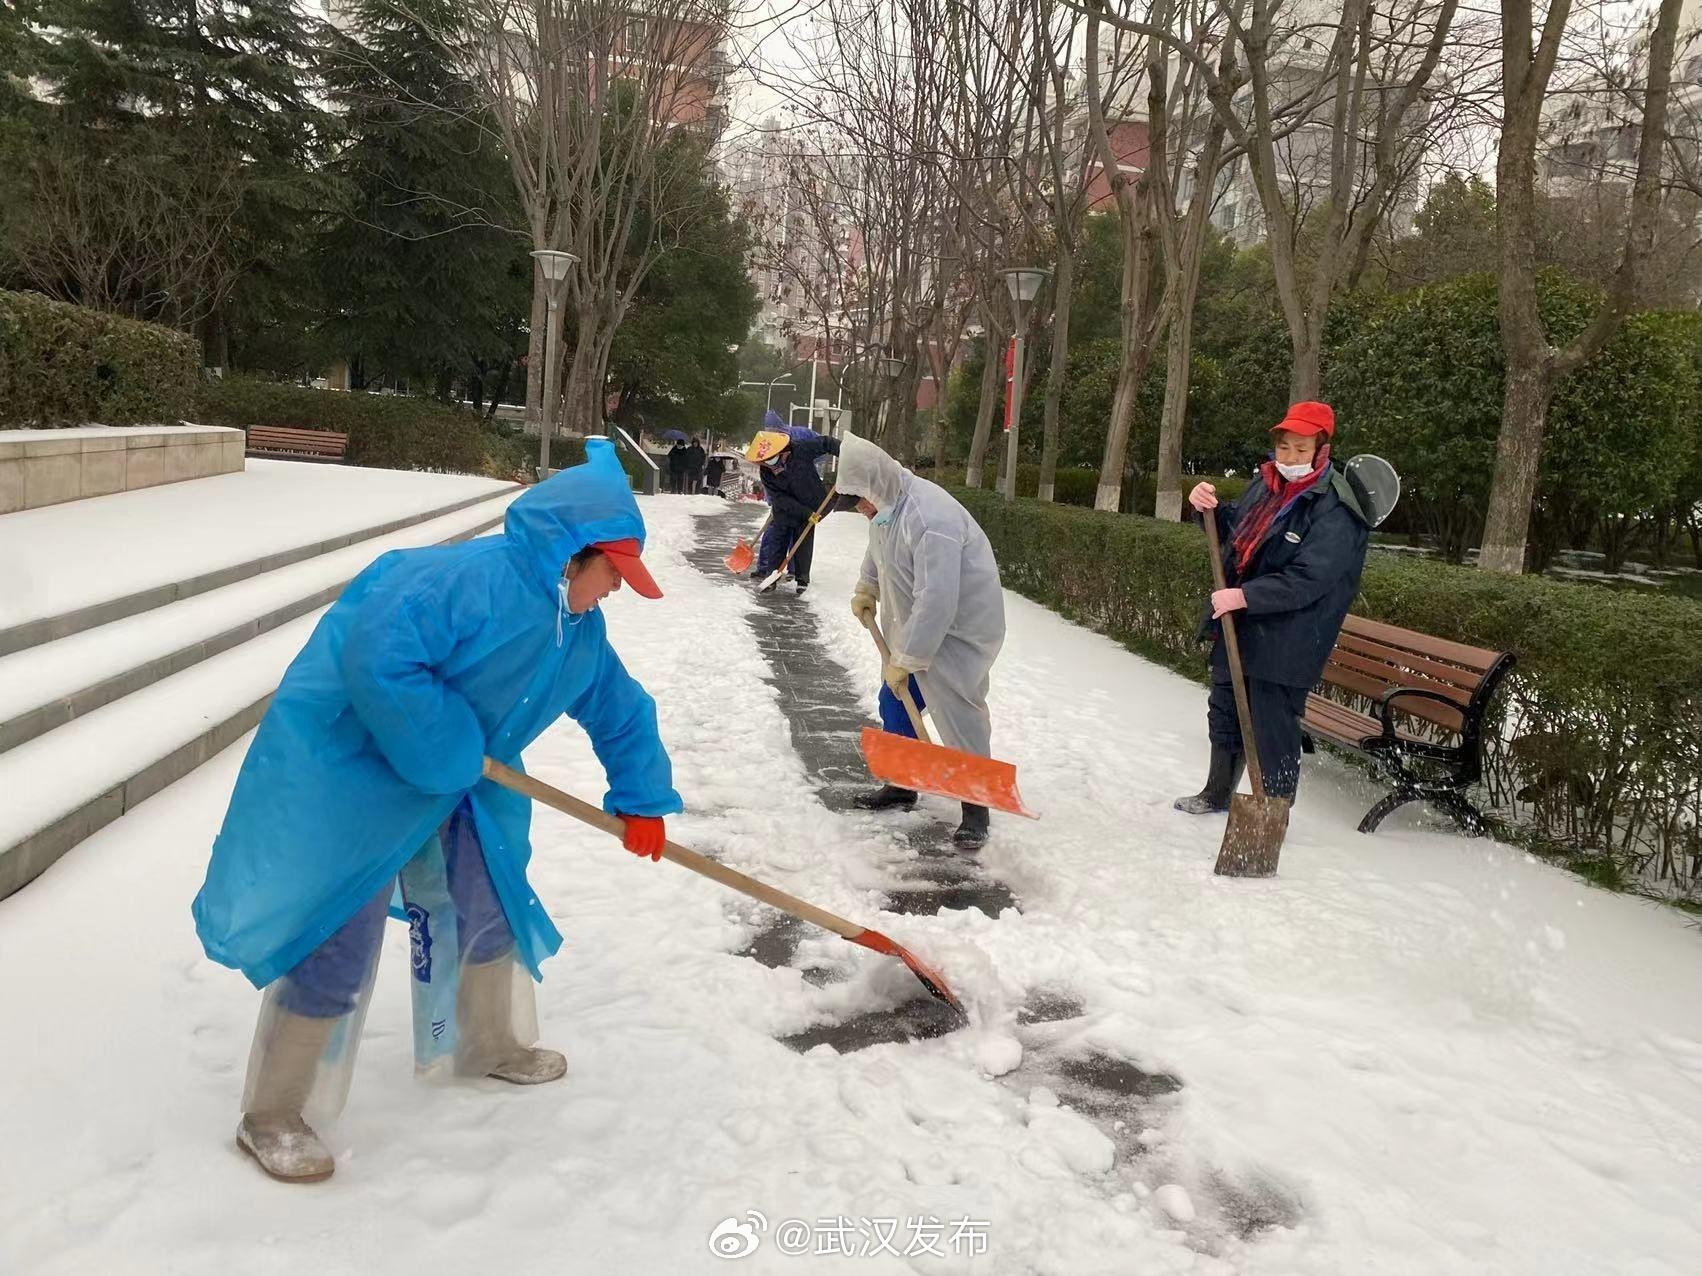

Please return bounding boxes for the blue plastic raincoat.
[192,440,681,989]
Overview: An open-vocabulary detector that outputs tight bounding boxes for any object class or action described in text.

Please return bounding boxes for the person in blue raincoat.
[748,411,839,594]
[192,439,681,1184]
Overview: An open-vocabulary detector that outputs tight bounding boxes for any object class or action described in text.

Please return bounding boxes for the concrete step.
[0,493,519,900]
[0,490,515,756]
[0,471,517,657]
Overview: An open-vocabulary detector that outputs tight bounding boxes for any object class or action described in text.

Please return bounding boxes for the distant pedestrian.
[685,436,707,493]
[748,411,839,595]
[667,441,688,494]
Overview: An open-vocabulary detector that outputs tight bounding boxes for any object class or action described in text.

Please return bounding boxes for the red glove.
[620,815,666,862]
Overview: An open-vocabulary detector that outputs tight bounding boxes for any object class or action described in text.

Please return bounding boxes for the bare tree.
[760,0,1025,467]
[1153,4,1241,520]
[399,0,733,438]
[1079,0,1457,403]
[1078,0,1194,511]
[1477,0,1684,574]
[7,125,247,333]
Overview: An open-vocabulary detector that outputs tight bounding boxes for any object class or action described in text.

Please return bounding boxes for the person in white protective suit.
[837,434,1006,849]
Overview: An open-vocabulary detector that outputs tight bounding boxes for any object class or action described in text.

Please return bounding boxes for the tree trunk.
[889,357,919,465]
[1038,244,1075,504]
[1479,362,1553,574]
[1154,237,1210,521]
[1287,318,1323,401]
[1095,335,1155,513]
[932,380,950,470]
[965,339,1002,488]
[526,261,546,438]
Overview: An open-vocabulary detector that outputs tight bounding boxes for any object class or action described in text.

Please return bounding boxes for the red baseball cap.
[591,537,662,599]
[1272,401,1335,438]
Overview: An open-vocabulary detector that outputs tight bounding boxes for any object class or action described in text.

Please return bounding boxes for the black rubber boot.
[854,784,917,811]
[1173,746,1244,814]
[953,803,990,850]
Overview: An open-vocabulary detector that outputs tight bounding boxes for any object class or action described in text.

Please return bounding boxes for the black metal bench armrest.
[1376,686,1469,743]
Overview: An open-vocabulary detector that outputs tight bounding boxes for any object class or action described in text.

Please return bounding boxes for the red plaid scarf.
[1230,446,1332,575]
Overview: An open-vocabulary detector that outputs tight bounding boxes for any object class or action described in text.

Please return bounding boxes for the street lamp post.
[531,248,578,478]
[999,266,1050,502]
[739,379,796,413]
[877,352,904,447]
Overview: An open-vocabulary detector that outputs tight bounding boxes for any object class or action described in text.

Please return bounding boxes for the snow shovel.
[756,488,836,593]
[723,508,772,575]
[480,757,965,1017]
[1202,514,1290,877]
[856,614,1035,819]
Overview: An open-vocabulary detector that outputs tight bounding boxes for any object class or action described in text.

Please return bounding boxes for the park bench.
[1302,615,1515,836]
[245,426,348,463]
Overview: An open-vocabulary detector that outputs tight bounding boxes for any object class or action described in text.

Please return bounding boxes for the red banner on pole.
[1002,337,1016,432]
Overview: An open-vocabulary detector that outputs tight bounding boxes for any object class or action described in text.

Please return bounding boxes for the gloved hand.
[619,815,666,862]
[851,583,878,624]
[883,661,916,695]
[1211,587,1248,619]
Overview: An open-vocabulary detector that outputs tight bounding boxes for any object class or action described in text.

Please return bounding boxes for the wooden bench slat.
[249,430,345,444]
[1333,630,1487,692]
[1328,645,1479,705]
[246,425,348,461]
[1339,614,1502,673]
[1321,660,1467,733]
[1302,694,1381,748]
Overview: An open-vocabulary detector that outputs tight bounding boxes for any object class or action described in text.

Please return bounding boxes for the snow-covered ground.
[2,497,1699,1275]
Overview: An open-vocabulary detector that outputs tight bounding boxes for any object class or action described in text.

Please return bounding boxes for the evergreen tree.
[314,0,528,396]
[15,1,327,352]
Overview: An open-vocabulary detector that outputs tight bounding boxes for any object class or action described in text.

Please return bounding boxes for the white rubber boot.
[237,1010,337,1183]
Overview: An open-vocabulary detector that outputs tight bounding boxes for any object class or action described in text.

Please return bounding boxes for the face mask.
[1276,459,1315,482]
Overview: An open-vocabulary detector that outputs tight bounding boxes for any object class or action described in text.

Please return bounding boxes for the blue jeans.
[279,801,514,1018]
[878,676,925,739]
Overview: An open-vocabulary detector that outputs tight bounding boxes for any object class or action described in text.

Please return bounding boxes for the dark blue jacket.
[1200,468,1371,688]
[760,427,840,522]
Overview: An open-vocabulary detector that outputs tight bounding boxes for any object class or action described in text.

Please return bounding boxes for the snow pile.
[0,496,1698,1275]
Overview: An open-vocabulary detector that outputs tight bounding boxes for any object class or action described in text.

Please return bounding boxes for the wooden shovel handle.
[1203,509,1267,798]
[775,486,837,574]
[859,613,933,745]
[481,757,865,941]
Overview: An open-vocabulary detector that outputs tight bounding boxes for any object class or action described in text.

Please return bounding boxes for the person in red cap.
[194,439,680,1182]
[1176,401,1372,814]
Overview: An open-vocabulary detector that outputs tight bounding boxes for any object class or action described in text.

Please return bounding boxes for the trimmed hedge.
[0,290,201,428]
[959,463,1251,513]
[194,376,532,480]
[955,486,1702,899]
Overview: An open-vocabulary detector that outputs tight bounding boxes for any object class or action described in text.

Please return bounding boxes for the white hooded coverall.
[837,434,1006,758]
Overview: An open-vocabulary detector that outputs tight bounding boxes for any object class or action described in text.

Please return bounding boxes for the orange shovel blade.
[859,727,1036,818]
[723,538,754,573]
